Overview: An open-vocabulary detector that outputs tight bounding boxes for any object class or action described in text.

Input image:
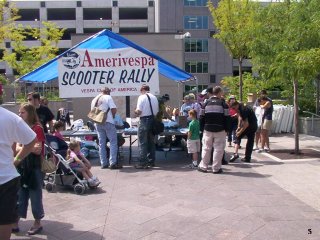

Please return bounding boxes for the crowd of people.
[0,85,273,239]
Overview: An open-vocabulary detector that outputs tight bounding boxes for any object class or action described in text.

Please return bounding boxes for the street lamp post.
[174,32,192,107]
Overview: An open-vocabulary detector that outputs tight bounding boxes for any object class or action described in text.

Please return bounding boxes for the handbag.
[41,156,57,174]
[87,95,109,124]
[146,94,164,135]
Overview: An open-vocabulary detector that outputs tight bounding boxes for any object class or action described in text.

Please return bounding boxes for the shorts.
[262,120,272,130]
[187,139,200,153]
[0,177,20,225]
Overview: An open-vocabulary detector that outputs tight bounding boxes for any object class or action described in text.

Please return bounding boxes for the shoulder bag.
[146,94,164,135]
[87,95,110,124]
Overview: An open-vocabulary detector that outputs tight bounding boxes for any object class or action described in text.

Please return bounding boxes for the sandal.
[27,226,43,235]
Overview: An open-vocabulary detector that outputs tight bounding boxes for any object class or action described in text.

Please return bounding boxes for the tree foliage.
[250,0,320,153]
[0,1,64,77]
[207,0,260,101]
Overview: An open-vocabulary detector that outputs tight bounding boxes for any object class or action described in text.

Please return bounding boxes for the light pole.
[174,32,192,107]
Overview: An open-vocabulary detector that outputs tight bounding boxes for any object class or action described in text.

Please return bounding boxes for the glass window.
[184,0,207,7]
[184,16,208,29]
[185,39,208,52]
[185,61,208,73]
[18,9,40,21]
[47,8,76,20]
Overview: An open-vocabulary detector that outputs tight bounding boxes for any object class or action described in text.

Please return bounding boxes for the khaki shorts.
[262,120,272,130]
[187,139,200,153]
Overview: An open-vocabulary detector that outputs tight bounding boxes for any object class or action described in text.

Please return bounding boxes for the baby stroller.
[44,135,98,195]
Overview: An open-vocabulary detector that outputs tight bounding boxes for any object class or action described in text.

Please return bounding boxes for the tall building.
[3,0,248,93]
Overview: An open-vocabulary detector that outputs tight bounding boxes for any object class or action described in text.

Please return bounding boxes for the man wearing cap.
[91,87,120,169]
[198,86,230,174]
[134,85,159,168]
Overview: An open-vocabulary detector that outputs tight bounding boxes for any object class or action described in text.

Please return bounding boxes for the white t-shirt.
[91,94,117,124]
[255,106,265,127]
[0,107,36,184]
[136,93,159,117]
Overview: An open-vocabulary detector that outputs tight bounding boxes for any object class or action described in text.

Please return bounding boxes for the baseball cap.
[229,95,235,99]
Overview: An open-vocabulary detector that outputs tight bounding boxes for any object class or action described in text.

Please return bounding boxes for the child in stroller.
[66,140,100,187]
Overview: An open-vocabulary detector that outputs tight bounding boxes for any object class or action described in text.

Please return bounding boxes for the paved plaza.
[10,134,320,240]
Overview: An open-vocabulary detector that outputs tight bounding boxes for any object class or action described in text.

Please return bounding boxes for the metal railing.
[302,111,320,131]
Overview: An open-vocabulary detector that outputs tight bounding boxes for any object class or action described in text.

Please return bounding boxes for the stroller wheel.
[45,183,55,192]
[74,183,86,195]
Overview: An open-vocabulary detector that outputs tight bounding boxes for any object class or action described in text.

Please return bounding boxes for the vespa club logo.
[61,51,81,69]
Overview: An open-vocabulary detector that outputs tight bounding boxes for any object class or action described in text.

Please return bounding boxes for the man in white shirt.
[0,106,36,240]
[134,85,159,169]
[91,87,120,169]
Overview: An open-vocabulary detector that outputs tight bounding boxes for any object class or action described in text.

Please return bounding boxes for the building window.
[40,2,45,8]
[185,61,208,73]
[47,8,76,20]
[184,84,208,93]
[119,27,148,33]
[210,74,216,83]
[61,28,76,40]
[184,16,208,29]
[17,9,40,21]
[119,8,148,20]
[185,39,208,52]
[83,8,111,20]
[113,1,118,7]
[184,0,207,7]
[77,1,82,7]
[148,1,154,7]
[83,28,108,34]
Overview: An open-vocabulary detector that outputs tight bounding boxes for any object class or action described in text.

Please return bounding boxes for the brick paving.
[10,134,320,240]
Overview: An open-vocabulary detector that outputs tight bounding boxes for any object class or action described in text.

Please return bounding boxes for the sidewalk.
[11,134,320,240]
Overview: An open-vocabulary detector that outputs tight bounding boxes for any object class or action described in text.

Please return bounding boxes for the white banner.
[58,48,159,98]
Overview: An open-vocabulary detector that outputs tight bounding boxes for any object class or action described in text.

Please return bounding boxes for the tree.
[250,0,320,154]
[0,0,20,45]
[221,72,264,100]
[207,0,260,102]
[3,21,64,76]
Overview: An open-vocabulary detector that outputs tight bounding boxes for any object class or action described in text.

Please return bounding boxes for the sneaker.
[241,157,251,163]
[134,164,149,169]
[213,168,223,174]
[148,162,155,167]
[222,159,229,165]
[101,164,109,169]
[189,163,198,168]
[229,154,239,162]
[110,163,123,169]
[94,179,101,186]
[197,166,208,173]
[257,149,265,153]
[253,146,259,151]
[264,147,270,152]
[88,179,98,187]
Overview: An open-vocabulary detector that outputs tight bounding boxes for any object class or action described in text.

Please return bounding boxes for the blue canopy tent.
[17,29,194,83]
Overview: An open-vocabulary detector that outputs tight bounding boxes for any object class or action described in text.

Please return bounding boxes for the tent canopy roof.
[18,29,194,83]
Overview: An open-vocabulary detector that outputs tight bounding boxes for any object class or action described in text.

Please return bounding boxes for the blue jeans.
[18,169,44,220]
[138,117,155,165]
[95,122,118,166]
